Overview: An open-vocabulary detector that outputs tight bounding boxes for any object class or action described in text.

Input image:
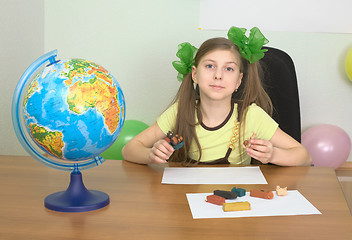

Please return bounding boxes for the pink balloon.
[302,124,351,169]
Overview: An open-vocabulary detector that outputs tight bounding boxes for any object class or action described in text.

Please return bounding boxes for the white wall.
[2,0,352,162]
[0,0,44,156]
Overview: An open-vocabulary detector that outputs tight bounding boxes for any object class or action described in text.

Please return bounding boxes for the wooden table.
[0,155,351,240]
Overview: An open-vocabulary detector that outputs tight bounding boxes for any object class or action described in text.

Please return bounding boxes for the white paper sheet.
[162,167,267,184]
[186,190,321,219]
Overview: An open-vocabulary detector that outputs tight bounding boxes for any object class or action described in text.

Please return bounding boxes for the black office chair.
[260,47,301,143]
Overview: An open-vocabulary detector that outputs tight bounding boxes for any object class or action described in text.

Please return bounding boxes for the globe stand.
[44,170,110,212]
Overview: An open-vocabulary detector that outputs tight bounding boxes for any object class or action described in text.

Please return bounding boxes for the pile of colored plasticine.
[206,187,250,212]
[205,186,288,212]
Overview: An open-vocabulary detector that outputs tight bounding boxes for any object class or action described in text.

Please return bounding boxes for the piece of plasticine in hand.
[243,132,256,148]
[164,131,184,150]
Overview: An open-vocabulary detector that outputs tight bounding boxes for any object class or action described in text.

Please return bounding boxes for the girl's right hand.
[149,139,175,164]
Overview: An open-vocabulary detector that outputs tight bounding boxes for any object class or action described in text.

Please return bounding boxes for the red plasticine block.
[250,189,274,199]
[206,195,226,206]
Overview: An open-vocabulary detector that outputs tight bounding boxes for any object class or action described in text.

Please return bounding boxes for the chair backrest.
[260,47,301,142]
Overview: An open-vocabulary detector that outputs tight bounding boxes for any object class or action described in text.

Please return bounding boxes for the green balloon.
[101,120,149,160]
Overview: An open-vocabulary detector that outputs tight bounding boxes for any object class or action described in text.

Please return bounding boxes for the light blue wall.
[2,0,352,162]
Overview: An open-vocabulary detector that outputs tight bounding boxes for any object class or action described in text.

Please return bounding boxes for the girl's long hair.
[168,37,272,165]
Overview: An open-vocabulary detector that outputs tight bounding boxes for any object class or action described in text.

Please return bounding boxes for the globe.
[12,50,125,212]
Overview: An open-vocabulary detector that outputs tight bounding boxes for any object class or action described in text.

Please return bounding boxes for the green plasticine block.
[231,187,246,197]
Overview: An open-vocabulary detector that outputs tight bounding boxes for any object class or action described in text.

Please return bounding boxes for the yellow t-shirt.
[157,102,278,165]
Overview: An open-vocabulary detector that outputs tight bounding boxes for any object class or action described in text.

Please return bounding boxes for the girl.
[122,27,311,166]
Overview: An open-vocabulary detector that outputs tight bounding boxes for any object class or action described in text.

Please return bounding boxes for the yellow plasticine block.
[222,201,251,212]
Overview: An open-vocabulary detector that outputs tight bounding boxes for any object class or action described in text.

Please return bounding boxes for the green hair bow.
[227,26,269,64]
[172,42,198,82]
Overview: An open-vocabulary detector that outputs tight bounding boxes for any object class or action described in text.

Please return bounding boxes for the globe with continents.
[22,58,125,167]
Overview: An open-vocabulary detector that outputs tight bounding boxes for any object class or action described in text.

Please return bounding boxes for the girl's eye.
[205,64,214,69]
[226,67,234,71]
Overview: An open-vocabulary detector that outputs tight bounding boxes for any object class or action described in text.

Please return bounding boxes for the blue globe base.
[44,171,109,212]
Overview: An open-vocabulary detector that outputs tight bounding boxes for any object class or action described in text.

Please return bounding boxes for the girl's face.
[192,49,243,103]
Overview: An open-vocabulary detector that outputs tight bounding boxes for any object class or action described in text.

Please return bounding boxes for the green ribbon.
[227,26,269,64]
[172,42,198,82]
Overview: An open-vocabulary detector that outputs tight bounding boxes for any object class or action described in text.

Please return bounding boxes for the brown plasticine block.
[250,189,274,199]
[222,201,251,212]
[206,195,226,206]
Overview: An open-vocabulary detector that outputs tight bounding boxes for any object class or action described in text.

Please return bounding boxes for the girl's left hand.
[245,139,274,164]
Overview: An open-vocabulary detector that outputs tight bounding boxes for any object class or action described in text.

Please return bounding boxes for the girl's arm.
[121,122,175,164]
[245,128,312,166]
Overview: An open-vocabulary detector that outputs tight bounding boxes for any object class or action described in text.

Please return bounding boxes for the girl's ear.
[192,66,198,84]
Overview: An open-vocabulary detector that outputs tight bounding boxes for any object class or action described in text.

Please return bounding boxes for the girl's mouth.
[210,85,224,90]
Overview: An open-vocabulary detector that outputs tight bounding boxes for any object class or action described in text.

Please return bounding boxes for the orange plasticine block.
[250,189,274,199]
[206,195,226,206]
[222,201,251,212]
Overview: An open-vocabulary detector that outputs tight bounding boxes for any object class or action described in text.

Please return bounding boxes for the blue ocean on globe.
[23,58,125,161]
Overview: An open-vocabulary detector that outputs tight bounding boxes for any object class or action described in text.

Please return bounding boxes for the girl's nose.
[214,69,222,80]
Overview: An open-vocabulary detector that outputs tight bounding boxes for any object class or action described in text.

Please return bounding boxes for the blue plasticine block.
[236,188,246,197]
[231,187,246,197]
